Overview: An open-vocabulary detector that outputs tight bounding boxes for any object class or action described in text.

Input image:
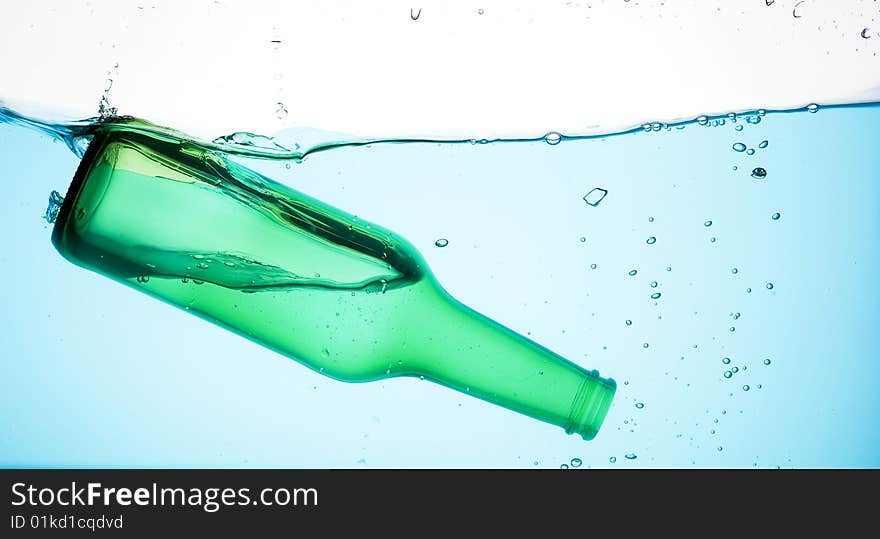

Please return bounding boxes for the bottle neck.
[403,283,616,440]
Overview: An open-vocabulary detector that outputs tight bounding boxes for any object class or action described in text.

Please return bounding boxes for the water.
[1,103,879,467]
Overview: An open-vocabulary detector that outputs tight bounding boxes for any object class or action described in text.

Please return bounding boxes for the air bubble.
[697,115,708,125]
[650,292,661,299]
[732,143,746,152]
[583,187,609,207]
[609,456,617,463]
[625,320,632,326]
[624,453,637,460]
[766,282,774,290]
[722,357,731,364]
[560,464,569,469]
[807,103,818,113]
[724,371,733,379]
[545,132,562,145]
[731,268,738,274]
[746,116,762,124]
[650,281,658,288]
[635,402,644,409]
[759,140,769,148]
[735,125,743,131]
[643,343,649,349]
[704,220,713,227]
[646,236,656,245]
[136,275,150,283]
[570,458,583,468]
[435,238,449,248]
[751,167,767,179]
[275,102,288,119]
[746,149,755,155]
[628,269,638,276]
[320,348,330,358]
[742,385,750,391]
[590,263,597,269]
[771,212,781,220]
[862,28,872,39]
[763,358,772,365]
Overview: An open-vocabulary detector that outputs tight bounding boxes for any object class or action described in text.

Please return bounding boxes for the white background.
[2,0,879,140]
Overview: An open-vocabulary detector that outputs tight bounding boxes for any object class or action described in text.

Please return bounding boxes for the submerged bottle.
[51,122,616,439]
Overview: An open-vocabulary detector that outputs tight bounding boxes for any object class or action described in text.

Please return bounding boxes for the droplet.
[583,187,609,207]
[650,292,661,299]
[765,282,774,290]
[628,269,638,276]
[751,167,767,179]
[609,456,617,463]
[724,371,733,379]
[742,385,750,391]
[570,458,583,468]
[732,143,746,152]
[624,453,637,460]
[722,357,731,364]
[862,28,871,39]
[275,102,288,119]
[763,358,772,365]
[807,103,818,113]
[635,402,644,409]
[435,238,449,248]
[697,115,708,126]
[646,236,656,245]
[43,190,64,223]
[625,319,632,326]
[759,140,769,148]
[544,132,562,145]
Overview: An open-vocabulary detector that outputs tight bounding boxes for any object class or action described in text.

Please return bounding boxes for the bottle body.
[52,125,616,439]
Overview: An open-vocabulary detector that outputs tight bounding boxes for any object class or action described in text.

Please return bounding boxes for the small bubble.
[746,287,752,293]
[650,281,658,288]
[646,236,656,245]
[196,262,209,269]
[136,275,150,283]
[538,370,544,375]
[650,292,661,299]
[570,457,583,468]
[704,220,713,227]
[763,358,772,365]
[435,238,449,248]
[862,28,871,39]
[697,115,709,126]
[732,142,746,152]
[628,269,638,276]
[624,453,637,460]
[590,263,597,269]
[718,446,724,452]
[648,216,654,223]
[757,384,763,389]
[735,125,743,131]
[666,266,672,272]
[746,116,762,124]
[560,464,569,469]
[722,357,731,364]
[284,163,291,170]
[609,456,617,463]
[766,282,774,290]
[635,402,644,409]
[759,140,769,148]
[742,385,750,391]
[771,212,781,220]
[545,132,562,145]
[732,166,738,171]
[583,187,609,207]
[580,236,587,243]
[320,348,330,358]
[746,148,755,156]
[477,8,484,15]
[731,267,738,274]
[709,237,716,243]
[729,326,736,332]
[751,167,767,179]
[625,320,632,326]
[724,371,733,379]
[643,343,649,349]
[807,103,818,113]
[733,312,741,320]
[732,367,739,373]
[275,102,288,119]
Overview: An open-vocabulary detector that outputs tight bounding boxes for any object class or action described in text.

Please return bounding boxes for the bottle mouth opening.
[567,374,617,441]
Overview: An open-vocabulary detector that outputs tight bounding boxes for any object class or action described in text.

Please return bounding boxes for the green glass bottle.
[51,123,616,439]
